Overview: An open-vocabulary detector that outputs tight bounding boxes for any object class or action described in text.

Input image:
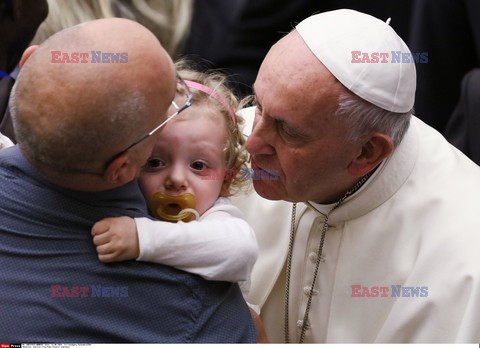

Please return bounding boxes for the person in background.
[0,0,48,142]
[30,0,193,58]
[408,0,480,133]
[184,0,413,98]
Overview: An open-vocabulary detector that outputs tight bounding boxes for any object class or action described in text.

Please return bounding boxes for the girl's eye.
[142,157,166,171]
[190,161,208,171]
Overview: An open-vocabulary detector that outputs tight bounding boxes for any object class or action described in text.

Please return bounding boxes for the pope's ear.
[19,45,38,68]
[348,132,393,176]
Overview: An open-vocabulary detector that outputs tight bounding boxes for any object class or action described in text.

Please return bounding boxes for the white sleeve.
[135,198,258,284]
[0,132,14,150]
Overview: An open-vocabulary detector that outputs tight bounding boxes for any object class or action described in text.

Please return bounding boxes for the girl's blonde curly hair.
[176,59,252,196]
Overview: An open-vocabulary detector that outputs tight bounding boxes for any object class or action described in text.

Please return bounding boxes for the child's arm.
[91,199,258,284]
[135,205,257,283]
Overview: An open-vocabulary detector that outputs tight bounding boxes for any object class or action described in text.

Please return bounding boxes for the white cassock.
[232,107,480,343]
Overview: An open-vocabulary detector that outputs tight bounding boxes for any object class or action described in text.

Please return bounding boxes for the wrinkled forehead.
[255,31,345,119]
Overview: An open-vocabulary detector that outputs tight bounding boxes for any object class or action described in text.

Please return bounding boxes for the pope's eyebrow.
[277,118,310,140]
[252,88,309,140]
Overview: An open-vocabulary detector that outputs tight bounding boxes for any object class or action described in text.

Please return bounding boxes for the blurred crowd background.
[2,0,480,163]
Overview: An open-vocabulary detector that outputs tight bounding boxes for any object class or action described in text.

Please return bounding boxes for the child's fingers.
[97,248,133,263]
[93,232,113,248]
[98,252,123,263]
[95,241,116,255]
[91,219,111,236]
[91,217,136,263]
[98,252,120,263]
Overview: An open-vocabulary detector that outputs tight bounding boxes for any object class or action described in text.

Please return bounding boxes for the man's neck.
[21,149,122,192]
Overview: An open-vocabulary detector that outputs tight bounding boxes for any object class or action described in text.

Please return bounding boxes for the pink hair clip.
[184,80,236,125]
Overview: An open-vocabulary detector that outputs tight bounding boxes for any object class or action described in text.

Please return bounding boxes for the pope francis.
[233,9,480,343]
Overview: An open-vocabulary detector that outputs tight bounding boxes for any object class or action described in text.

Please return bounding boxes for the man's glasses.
[62,74,193,176]
[120,74,193,154]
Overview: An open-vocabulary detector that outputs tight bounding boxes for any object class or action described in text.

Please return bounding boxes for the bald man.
[0,19,256,342]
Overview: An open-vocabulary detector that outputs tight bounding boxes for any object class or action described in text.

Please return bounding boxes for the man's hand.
[249,307,269,343]
[91,217,139,263]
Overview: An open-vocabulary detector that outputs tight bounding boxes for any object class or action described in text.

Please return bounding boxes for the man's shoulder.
[0,145,34,185]
[0,146,33,199]
[0,144,21,166]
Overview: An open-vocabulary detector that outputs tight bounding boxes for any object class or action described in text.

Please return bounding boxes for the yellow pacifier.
[151,192,199,222]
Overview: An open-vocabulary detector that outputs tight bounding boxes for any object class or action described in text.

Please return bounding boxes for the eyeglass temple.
[143,75,193,137]
[146,98,192,137]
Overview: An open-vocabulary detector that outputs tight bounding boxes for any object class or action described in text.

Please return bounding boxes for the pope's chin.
[252,179,286,201]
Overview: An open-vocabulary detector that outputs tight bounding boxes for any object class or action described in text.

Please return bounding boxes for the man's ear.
[348,132,394,176]
[19,45,38,68]
[103,151,138,186]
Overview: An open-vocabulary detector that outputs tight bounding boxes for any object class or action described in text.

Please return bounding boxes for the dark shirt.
[409,0,480,132]
[0,146,256,343]
[444,68,480,166]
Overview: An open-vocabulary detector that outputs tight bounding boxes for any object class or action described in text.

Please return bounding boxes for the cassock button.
[296,319,311,330]
[303,286,319,296]
[309,252,326,263]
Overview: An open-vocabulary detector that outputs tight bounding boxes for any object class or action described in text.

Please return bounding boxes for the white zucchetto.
[296,9,416,113]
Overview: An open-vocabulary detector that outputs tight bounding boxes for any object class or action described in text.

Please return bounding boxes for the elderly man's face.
[247,31,360,204]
